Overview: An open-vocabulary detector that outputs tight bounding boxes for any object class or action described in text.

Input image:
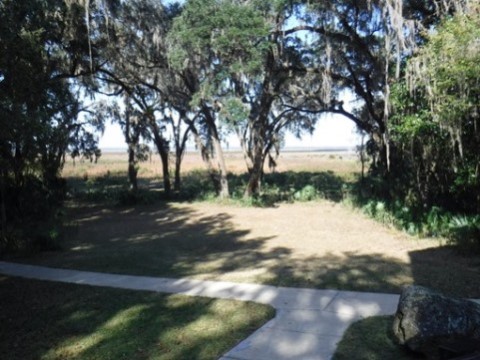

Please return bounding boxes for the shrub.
[446,215,480,253]
[294,185,318,201]
[178,170,217,201]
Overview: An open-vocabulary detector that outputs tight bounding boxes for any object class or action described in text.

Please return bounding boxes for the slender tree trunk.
[124,104,138,192]
[173,138,188,192]
[158,144,171,196]
[148,116,171,196]
[212,135,229,199]
[173,115,190,192]
[236,127,253,171]
[127,143,138,192]
[174,152,182,192]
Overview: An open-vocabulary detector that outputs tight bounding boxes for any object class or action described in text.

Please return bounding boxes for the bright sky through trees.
[99,114,361,150]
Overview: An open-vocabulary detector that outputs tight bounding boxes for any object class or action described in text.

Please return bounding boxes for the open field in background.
[61,150,362,180]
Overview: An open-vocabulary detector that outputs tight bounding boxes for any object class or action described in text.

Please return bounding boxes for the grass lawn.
[0,276,274,360]
[333,316,424,360]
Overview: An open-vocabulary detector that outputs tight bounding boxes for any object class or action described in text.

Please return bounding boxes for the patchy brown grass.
[11,199,480,298]
[17,150,470,298]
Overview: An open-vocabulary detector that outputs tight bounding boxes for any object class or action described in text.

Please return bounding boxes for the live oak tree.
[168,0,327,197]
[166,0,458,197]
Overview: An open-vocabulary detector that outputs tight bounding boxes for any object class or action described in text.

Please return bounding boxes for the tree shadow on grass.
[0,276,273,360]
[333,316,425,360]
[12,202,280,279]
[11,198,480,297]
[265,252,412,293]
[11,201,410,293]
[6,200,480,358]
[409,246,480,298]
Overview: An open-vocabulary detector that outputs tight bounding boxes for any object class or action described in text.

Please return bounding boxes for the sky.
[98,113,362,150]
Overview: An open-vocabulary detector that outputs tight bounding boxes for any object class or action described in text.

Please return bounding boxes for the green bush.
[446,215,480,253]
[178,170,217,200]
[294,185,318,201]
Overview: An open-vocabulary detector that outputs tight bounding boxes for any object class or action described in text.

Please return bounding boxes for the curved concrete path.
[0,261,400,360]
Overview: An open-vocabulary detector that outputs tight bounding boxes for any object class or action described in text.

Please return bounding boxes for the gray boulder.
[393,285,480,358]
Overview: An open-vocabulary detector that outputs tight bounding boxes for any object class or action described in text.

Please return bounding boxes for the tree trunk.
[244,141,264,198]
[124,104,138,192]
[127,144,138,192]
[212,135,229,199]
[174,153,182,192]
[244,166,262,198]
[148,116,171,197]
[201,105,230,198]
[173,114,190,192]
[158,144,171,196]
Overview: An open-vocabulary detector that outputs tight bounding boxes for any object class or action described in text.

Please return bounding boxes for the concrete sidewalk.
[0,261,400,360]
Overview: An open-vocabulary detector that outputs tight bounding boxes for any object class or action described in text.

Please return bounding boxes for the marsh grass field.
[4,150,479,359]
[61,149,362,179]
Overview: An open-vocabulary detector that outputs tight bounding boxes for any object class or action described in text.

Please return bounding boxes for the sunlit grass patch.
[0,276,274,360]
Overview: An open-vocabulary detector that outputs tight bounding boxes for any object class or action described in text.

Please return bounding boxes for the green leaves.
[219,97,249,127]
[387,4,480,216]
[167,0,269,78]
[408,5,480,126]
